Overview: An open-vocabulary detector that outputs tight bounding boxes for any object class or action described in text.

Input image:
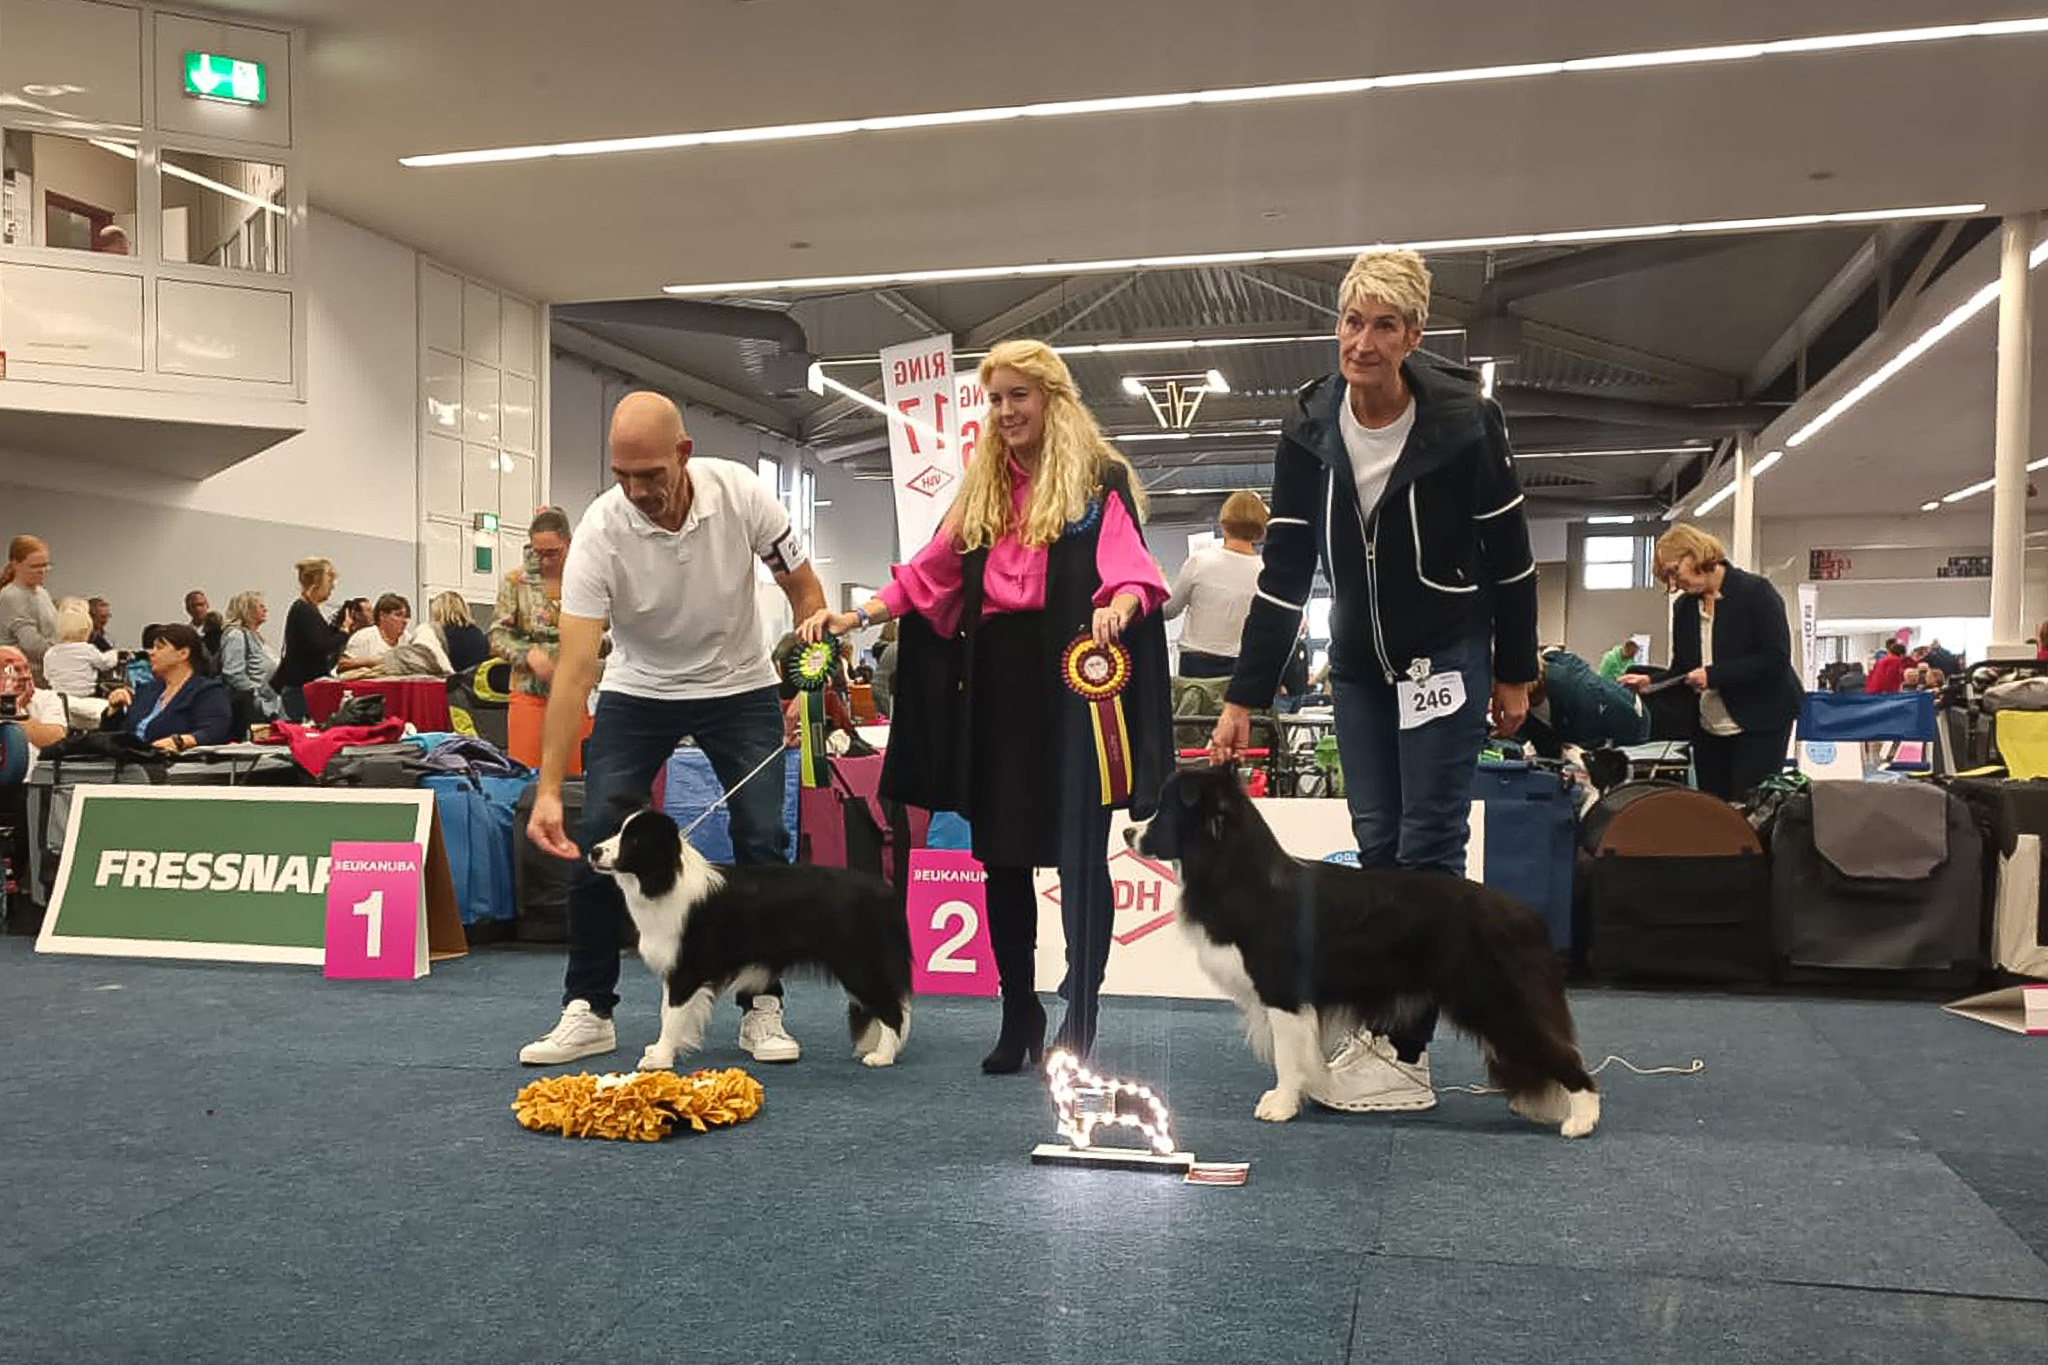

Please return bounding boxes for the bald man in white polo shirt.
[519,392,827,1067]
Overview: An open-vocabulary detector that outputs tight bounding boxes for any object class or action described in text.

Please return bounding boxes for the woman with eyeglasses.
[491,507,593,771]
[1623,523,1801,803]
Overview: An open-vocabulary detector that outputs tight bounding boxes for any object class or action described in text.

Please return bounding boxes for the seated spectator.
[42,598,117,699]
[341,594,451,677]
[1866,639,1908,694]
[86,597,114,652]
[429,591,491,675]
[100,624,233,752]
[220,591,282,733]
[0,644,69,765]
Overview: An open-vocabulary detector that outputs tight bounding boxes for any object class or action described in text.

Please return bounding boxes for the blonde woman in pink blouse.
[801,339,1173,1071]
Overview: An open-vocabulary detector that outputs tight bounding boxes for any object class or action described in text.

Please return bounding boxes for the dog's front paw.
[1559,1091,1600,1139]
[860,1051,896,1068]
[637,1045,678,1072]
[1254,1087,1300,1122]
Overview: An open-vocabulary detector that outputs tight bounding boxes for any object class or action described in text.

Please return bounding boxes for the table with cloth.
[303,678,452,733]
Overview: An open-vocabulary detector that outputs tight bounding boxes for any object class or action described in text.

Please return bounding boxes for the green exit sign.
[183,52,266,106]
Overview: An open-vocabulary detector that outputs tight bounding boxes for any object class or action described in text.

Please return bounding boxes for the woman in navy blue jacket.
[101,623,234,753]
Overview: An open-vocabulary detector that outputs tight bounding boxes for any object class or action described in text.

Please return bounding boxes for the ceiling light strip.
[661,204,1983,295]
[402,18,2048,169]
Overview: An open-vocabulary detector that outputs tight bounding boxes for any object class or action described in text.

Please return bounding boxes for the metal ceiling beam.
[551,323,798,437]
[1740,231,1891,396]
[1481,237,1751,308]
[1498,386,1780,434]
[877,290,950,338]
[961,275,1128,348]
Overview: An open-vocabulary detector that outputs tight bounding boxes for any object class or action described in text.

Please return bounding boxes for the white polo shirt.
[562,459,806,701]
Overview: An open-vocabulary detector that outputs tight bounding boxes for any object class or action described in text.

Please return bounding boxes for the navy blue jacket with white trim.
[1225,356,1540,706]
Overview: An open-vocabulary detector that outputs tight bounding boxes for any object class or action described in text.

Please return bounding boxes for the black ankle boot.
[1050,1001,1097,1061]
[981,994,1047,1075]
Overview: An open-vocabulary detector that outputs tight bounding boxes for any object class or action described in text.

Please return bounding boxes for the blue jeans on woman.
[562,685,788,1016]
[1331,630,1493,1060]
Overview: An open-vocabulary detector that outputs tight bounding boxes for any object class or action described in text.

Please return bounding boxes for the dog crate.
[1579,783,1772,984]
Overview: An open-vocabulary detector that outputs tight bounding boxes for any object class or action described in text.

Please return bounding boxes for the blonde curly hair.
[951,340,1146,551]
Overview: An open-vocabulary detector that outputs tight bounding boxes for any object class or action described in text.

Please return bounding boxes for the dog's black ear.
[1178,774,1204,808]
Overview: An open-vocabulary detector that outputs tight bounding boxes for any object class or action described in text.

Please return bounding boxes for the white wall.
[0,208,554,648]
[0,208,423,636]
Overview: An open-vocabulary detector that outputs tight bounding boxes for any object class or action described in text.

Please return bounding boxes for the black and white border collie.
[1128,768,1600,1139]
[588,808,914,1070]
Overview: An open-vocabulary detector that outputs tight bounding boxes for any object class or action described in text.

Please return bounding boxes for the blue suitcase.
[1471,758,1577,951]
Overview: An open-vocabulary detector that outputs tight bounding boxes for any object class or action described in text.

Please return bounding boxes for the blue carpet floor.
[2,938,2045,1363]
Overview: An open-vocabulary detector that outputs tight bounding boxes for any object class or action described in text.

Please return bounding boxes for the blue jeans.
[1332,631,1492,1058]
[563,685,789,1015]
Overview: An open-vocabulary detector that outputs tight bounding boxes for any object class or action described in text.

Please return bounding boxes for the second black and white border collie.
[1128,768,1599,1139]
[588,808,914,1070]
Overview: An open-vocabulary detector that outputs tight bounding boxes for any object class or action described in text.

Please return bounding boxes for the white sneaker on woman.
[1311,1032,1436,1112]
[738,997,801,1062]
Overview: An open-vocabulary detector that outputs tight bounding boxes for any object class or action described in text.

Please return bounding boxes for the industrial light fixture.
[402,18,2048,169]
[1516,445,1709,461]
[1749,450,1784,477]
[1586,515,1637,524]
[1684,447,1785,517]
[1923,455,2048,509]
[1693,482,1738,516]
[1121,371,1233,428]
[660,204,1983,295]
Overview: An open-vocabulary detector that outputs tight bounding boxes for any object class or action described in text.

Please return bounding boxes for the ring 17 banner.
[879,334,980,558]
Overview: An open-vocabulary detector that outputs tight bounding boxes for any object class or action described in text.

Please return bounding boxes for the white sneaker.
[518,1000,617,1066]
[738,997,802,1063]
[1310,1033,1436,1113]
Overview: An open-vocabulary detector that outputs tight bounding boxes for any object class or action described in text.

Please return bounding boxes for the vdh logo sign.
[905,465,955,498]
[1041,848,1180,945]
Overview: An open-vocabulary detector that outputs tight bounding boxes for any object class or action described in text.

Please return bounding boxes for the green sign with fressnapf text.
[38,788,442,965]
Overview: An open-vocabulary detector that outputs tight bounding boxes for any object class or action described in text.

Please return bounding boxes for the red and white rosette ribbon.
[1061,635,1134,806]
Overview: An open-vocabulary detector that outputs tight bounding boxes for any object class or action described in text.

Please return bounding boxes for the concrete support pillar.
[1731,433,1759,572]
[1990,214,2037,648]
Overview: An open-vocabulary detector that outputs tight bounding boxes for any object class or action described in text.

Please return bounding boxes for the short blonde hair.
[1338,249,1432,330]
[225,591,266,631]
[429,591,473,628]
[296,556,336,592]
[1654,523,1727,580]
[1218,490,1270,542]
[54,597,92,644]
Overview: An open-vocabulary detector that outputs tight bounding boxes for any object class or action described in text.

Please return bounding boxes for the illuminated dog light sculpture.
[1030,1049,1194,1174]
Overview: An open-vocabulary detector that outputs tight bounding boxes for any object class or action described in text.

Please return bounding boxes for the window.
[1582,534,1651,592]
[1,129,138,252]
[159,149,287,273]
[757,455,781,495]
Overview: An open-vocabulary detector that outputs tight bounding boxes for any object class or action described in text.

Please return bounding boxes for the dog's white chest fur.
[621,852,723,977]
[1182,920,1258,1005]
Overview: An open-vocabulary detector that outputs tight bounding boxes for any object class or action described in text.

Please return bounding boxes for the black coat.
[1668,565,1804,734]
[881,463,1174,820]
[1228,356,1540,706]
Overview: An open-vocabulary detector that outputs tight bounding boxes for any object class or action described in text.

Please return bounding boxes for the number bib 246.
[1396,672,1467,731]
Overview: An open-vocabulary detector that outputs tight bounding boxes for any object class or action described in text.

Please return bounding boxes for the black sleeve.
[1473,402,1539,685]
[1226,435,1322,708]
